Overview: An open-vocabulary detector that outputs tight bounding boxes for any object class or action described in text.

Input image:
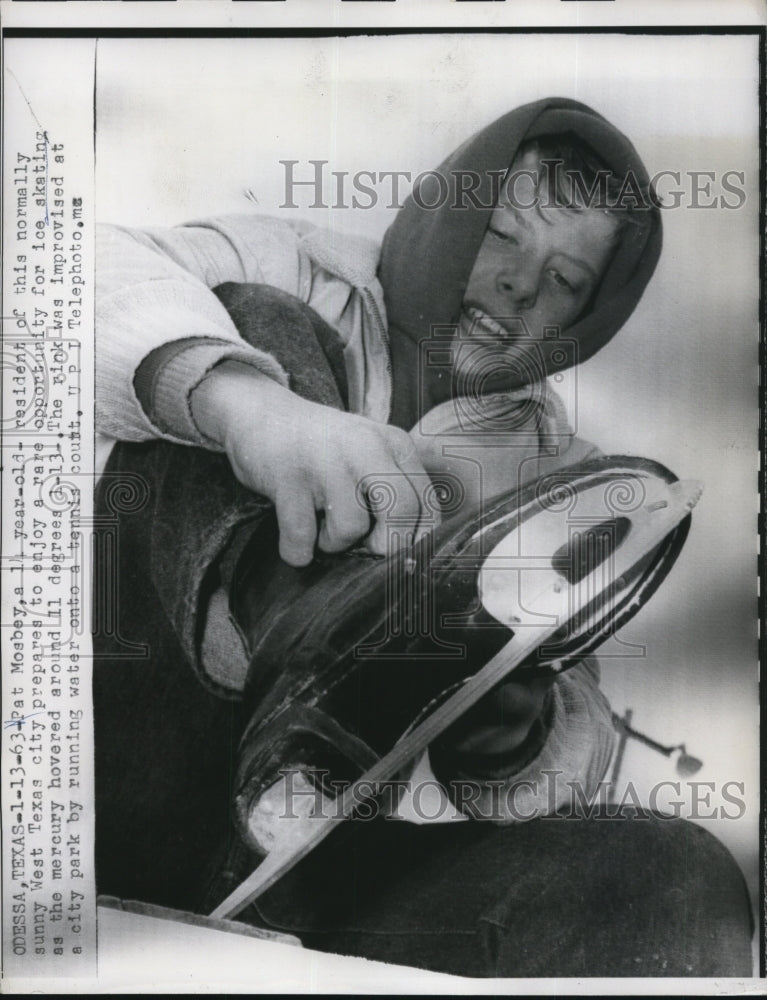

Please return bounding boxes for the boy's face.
[460,150,620,370]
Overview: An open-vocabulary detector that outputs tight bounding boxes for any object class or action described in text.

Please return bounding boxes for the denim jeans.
[201,804,751,978]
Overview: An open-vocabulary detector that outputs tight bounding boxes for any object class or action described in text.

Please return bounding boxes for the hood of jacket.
[379,97,662,429]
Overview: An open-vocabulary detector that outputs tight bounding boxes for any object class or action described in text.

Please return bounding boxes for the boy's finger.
[318,490,372,553]
[387,427,429,481]
[355,433,434,556]
[413,516,440,551]
[363,519,392,557]
[389,430,447,541]
[365,473,422,557]
[275,489,319,567]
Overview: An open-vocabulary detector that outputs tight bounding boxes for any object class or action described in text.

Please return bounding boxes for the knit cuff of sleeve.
[429,687,556,784]
[431,663,616,823]
[133,336,290,447]
[500,669,616,816]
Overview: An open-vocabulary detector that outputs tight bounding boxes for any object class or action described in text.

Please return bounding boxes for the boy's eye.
[548,268,575,292]
[489,227,517,245]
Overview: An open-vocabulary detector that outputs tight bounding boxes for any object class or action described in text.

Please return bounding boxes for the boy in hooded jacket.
[93,98,753,976]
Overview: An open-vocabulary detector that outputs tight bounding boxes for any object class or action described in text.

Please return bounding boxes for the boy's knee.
[480,812,753,976]
[212,282,349,410]
[213,282,334,345]
[214,281,309,322]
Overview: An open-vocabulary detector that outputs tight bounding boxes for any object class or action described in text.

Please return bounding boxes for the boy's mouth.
[461,306,528,344]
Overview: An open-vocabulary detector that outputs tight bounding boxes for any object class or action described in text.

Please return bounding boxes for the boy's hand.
[191,361,436,566]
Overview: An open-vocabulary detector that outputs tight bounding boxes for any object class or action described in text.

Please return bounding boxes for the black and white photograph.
[1,2,764,993]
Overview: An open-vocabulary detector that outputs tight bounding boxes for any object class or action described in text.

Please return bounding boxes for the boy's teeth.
[465,308,519,340]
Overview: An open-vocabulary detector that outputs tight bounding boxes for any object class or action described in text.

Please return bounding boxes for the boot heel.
[234,703,378,855]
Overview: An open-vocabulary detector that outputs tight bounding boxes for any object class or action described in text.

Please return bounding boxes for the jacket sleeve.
[95,215,320,446]
[432,657,616,821]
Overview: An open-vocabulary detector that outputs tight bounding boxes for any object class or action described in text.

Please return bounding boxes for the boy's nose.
[495,268,538,310]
